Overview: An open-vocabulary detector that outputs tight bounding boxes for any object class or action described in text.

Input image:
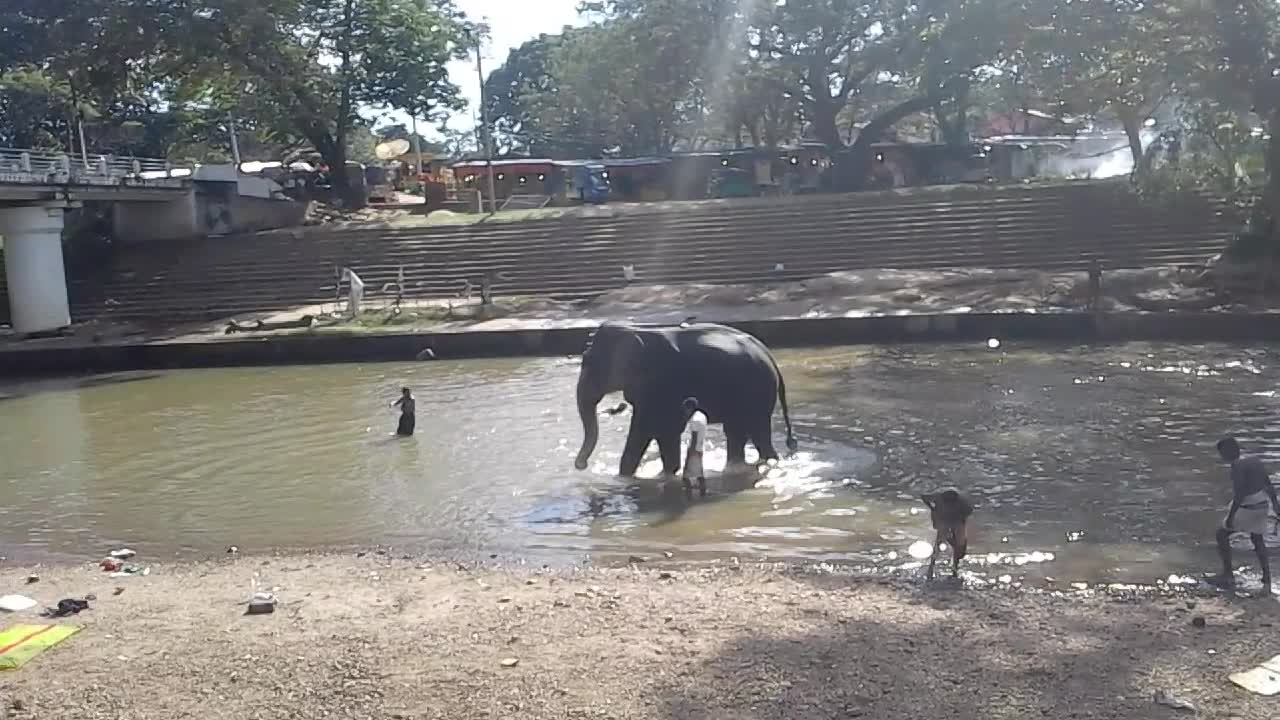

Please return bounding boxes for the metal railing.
[0,147,190,187]
[499,194,552,211]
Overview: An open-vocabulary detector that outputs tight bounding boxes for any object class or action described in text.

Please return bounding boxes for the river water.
[2,342,1278,583]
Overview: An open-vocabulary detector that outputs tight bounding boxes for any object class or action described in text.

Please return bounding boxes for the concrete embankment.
[1,311,1277,376]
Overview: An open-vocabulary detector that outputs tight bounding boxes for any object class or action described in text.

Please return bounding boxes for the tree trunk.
[1117,106,1145,177]
[809,99,843,151]
[329,0,363,208]
[935,84,971,148]
[837,92,947,192]
[1260,106,1280,273]
[1210,0,1280,259]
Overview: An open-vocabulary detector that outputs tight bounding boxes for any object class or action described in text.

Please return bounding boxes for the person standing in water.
[392,387,416,437]
[1211,436,1280,595]
[681,397,708,497]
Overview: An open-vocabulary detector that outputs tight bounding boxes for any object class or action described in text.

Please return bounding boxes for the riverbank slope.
[0,556,1274,719]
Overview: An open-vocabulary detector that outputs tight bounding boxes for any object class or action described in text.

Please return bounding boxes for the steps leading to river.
[1,180,1237,326]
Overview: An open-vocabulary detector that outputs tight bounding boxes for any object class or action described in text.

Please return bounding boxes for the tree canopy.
[473,0,1280,211]
[8,0,1280,225]
[2,0,468,203]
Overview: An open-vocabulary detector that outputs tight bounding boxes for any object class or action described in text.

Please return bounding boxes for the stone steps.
[0,181,1235,327]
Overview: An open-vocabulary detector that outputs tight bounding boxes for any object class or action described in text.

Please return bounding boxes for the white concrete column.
[0,205,71,333]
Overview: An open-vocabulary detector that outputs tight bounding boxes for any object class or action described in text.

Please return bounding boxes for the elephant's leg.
[725,422,748,466]
[618,419,654,477]
[656,431,682,477]
[749,416,779,462]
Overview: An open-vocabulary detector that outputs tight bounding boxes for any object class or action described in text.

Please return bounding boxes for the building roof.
[450,158,556,169]
[601,157,671,167]
[983,133,1129,147]
[552,160,607,168]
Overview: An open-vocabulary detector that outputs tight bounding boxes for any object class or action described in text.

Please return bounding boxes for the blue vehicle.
[554,161,610,204]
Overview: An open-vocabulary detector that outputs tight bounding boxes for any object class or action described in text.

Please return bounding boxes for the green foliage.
[2,0,467,206]
[0,0,173,152]
[0,68,76,148]
[10,0,1280,223]
[484,0,1034,184]
[484,33,567,155]
[167,0,469,202]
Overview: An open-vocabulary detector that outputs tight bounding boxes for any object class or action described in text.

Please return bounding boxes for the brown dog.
[921,490,974,580]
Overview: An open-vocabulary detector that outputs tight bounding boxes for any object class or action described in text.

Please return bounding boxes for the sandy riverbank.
[0,555,1274,719]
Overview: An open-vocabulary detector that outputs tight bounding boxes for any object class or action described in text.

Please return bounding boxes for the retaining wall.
[2,312,1275,377]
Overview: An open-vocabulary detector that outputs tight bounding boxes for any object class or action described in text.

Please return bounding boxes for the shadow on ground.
[655,575,1278,719]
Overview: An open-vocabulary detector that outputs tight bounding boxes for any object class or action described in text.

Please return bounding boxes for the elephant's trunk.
[574,377,602,470]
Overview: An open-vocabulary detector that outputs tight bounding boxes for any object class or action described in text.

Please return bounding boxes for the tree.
[375,123,446,154]
[174,0,469,205]
[484,33,565,155]
[363,0,467,132]
[484,0,732,156]
[0,68,77,148]
[749,0,900,152]
[1005,1,1202,172]
[0,0,177,153]
[1198,0,1280,253]
[540,5,709,155]
[718,62,801,148]
[749,0,1026,189]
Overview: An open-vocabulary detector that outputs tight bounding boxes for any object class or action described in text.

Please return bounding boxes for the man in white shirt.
[682,397,708,497]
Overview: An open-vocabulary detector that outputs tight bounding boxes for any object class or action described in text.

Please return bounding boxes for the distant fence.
[0,147,181,186]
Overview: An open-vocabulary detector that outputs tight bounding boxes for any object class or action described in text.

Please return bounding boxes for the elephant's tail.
[775,362,798,454]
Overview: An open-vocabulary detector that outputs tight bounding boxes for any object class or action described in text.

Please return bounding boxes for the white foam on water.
[761,506,807,518]
[907,540,935,559]
[753,444,878,501]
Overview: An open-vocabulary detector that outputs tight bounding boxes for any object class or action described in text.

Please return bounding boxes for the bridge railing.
[0,147,189,186]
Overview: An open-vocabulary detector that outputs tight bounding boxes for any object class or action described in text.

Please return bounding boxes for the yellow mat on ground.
[0,624,80,670]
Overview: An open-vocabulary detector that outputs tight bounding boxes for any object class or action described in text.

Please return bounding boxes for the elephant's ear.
[610,331,647,389]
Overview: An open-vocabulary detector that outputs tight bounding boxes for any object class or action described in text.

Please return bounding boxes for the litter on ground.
[1229,654,1280,696]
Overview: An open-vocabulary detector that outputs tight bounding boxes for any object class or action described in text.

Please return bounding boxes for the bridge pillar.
[0,204,70,333]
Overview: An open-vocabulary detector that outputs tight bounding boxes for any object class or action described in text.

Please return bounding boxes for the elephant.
[573,322,798,477]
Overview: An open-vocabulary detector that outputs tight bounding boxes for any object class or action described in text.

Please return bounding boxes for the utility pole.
[410,114,424,177]
[67,74,89,170]
[473,28,498,214]
[228,114,242,169]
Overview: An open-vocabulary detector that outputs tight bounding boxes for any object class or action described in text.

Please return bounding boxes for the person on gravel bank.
[1210,436,1280,595]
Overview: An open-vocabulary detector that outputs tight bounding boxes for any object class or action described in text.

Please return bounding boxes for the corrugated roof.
[451,158,556,169]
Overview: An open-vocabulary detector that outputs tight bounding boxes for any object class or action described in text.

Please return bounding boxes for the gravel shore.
[0,555,1276,719]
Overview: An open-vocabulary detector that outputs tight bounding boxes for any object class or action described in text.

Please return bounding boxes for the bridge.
[0,147,191,334]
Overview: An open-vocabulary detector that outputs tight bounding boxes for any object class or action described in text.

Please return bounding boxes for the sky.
[378,0,583,139]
